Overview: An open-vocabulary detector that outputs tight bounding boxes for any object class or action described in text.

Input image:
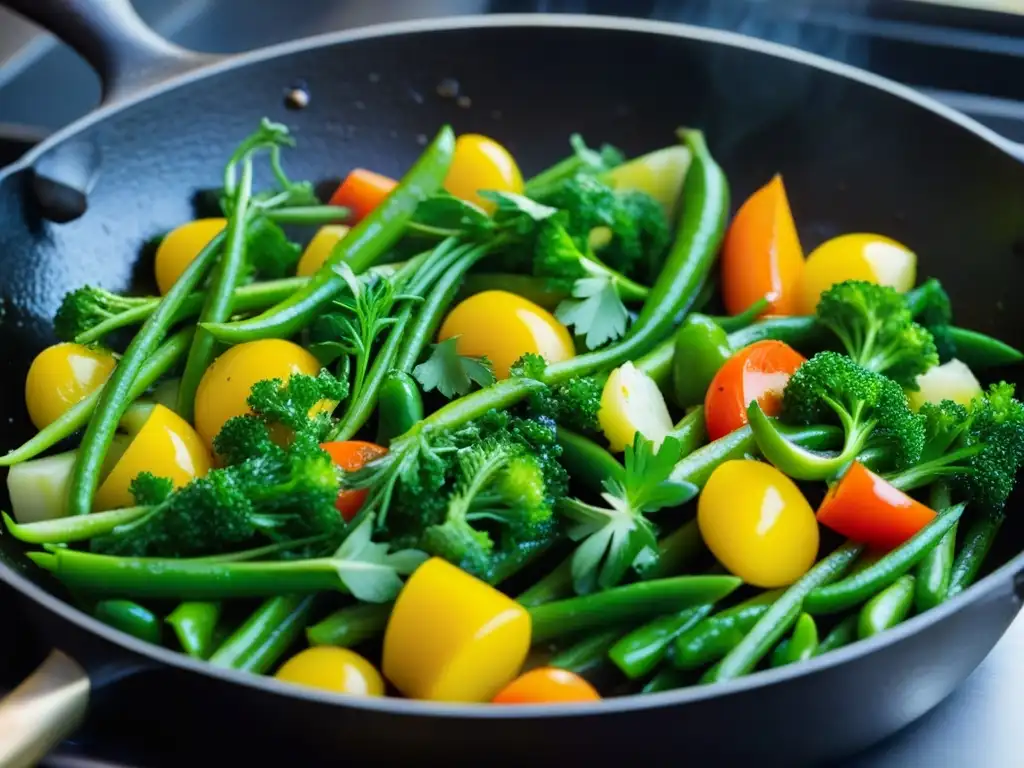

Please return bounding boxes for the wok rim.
[0,12,1022,719]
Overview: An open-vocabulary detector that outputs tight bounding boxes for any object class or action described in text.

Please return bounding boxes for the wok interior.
[1,22,1022,615]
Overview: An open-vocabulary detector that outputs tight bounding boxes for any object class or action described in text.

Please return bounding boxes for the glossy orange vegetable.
[721,175,804,318]
[698,459,820,587]
[329,169,397,223]
[704,341,806,441]
[320,440,389,521]
[817,461,937,551]
[492,667,601,704]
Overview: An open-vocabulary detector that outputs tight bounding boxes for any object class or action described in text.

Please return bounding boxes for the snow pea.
[914,485,957,612]
[166,602,222,659]
[209,594,315,673]
[201,125,456,344]
[375,371,424,445]
[945,327,1024,369]
[671,314,732,409]
[947,515,1003,598]
[770,612,818,667]
[858,575,915,639]
[673,590,782,670]
[94,600,162,645]
[610,604,713,679]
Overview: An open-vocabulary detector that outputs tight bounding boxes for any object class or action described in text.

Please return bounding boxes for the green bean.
[709,297,771,333]
[208,594,315,673]
[458,273,567,311]
[306,602,392,647]
[66,225,224,518]
[815,615,859,656]
[770,612,818,668]
[2,507,150,545]
[642,667,689,693]
[726,316,828,351]
[0,328,193,467]
[637,518,707,580]
[946,326,1024,369]
[75,277,307,346]
[804,504,966,615]
[166,602,222,659]
[947,515,1003,598]
[706,541,863,682]
[556,428,625,497]
[263,204,349,225]
[673,590,782,669]
[902,279,943,316]
[858,575,915,639]
[176,156,258,421]
[634,337,674,392]
[914,484,956,612]
[94,600,162,644]
[549,627,624,676]
[375,371,424,445]
[610,604,713,679]
[201,126,456,344]
[528,575,741,643]
[543,130,729,384]
[671,314,732,409]
[668,407,709,455]
[517,559,574,608]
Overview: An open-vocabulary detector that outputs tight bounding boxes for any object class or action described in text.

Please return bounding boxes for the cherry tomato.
[275,646,384,696]
[721,175,805,318]
[798,233,916,315]
[321,440,389,521]
[25,342,116,430]
[492,667,601,704]
[698,459,820,588]
[817,461,936,550]
[443,134,523,213]
[704,340,806,441]
[438,290,574,380]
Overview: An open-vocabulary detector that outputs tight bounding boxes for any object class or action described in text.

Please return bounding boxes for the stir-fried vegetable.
[6,115,1023,709]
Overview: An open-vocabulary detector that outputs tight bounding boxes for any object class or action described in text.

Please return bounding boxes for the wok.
[0,2,1022,766]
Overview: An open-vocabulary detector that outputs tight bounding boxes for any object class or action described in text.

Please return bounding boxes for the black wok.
[0,2,1022,766]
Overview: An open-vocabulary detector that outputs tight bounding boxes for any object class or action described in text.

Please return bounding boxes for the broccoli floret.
[244,217,302,281]
[53,286,155,342]
[909,278,958,362]
[129,472,173,506]
[816,280,938,388]
[887,383,1024,516]
[748,351,925,481]
[533,174,669,281]
[510,353,604,434]
[420,439,556,581]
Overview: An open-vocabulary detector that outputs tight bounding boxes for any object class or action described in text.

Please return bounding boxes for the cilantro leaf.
[409,192,493,238]
[413,337,496,399]
[334,514,428,602]
[623,434,695,511]
[555,276,630,349]
[245,217,302,280]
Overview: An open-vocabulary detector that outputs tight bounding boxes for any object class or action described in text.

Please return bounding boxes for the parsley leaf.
[413,337,496,399]
[558,434,696,593]
[555,276,630,350]
[409,192,493,238]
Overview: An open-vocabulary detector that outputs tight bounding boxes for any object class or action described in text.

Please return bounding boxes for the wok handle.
[2,0,219,104]
[0,649,90,768]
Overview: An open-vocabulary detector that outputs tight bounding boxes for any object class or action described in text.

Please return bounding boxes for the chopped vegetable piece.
[699,459,820,587]
[858,574,915,639]
[275,646,384,696]
[321,441,389,521]
[329,168,398,223]
[671,314,733,409]
[600,144,691,219]
[492,667,601,704]
[25,343,116,431]
[704,340,806,441]
[721,175,804,317]
[907,358,983,411]
[296,225,350,277]
[444,134,524,212]
[817,461,936,550]
[599,362,675,453]
[799,233,916,315]
[770,612,818,667]
[154,218,226,295]
[382,557,531,703]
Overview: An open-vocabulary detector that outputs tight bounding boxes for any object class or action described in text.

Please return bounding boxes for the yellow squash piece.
[382,557,531,702]
[698,459,819,588]
[275,646,384,696]
[154,218,226,295]
[799,233,916,315]
[443,134,523,213]
[193,339,327,450]
[296,225,350,277]
[601,144,692,219]
[438,290,575,380]
[907,358,983,411]
[598,362,674,453]
[25,342,117,430]
[94,404,211,511]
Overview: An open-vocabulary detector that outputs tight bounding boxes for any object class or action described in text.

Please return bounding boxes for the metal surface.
[0,4,1023,767]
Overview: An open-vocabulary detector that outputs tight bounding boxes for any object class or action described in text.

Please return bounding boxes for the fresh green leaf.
[245,217,302,279]
[560,496,658,594]
[413,337,496,399]
[410,192,492,237]
[333,514,427,602]
[623,434,694,511]
[555,276,630,349]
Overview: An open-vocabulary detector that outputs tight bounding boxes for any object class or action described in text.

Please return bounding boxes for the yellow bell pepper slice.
[382,557,531,702]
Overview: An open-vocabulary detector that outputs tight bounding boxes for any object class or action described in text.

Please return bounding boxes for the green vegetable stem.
[201,125,456,344]
[94,600,162,645]
[528,575,741,643]
[166,602,222,659]
[709,296,771,333]
[306,602,392,648]
[0,327,193,468]
[706,541,863,683]
[209,594,315,673]
[858,575,915,639]
[803,504,966,615]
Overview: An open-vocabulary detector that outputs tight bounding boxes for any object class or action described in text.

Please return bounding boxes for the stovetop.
[1,2,1023,766]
